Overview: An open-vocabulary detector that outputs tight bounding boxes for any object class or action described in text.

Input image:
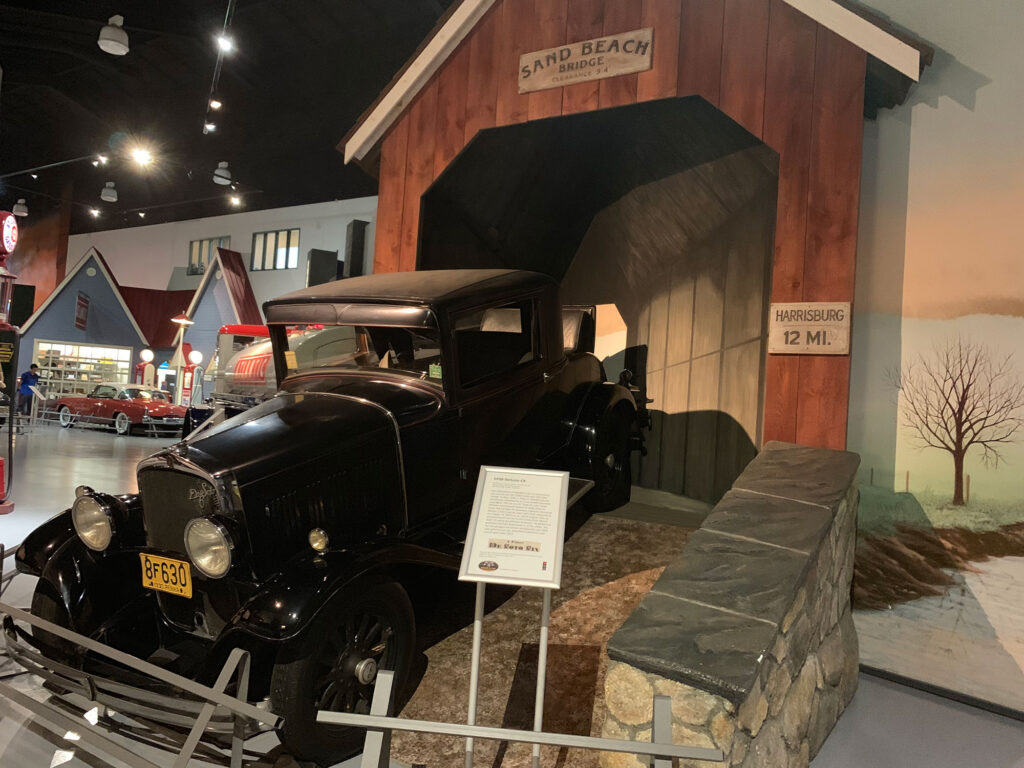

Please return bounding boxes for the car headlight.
[184,518,232,578]
[72,495,114,551]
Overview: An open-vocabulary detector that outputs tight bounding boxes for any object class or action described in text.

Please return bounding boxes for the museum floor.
[0,427,1021,767]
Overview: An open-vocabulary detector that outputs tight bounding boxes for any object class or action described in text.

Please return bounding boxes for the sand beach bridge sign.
[518,27,653,94]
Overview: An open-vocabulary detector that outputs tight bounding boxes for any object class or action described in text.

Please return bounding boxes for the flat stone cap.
[608,442,859,704]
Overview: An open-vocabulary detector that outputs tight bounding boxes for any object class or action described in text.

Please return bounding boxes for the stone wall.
[602,442,860,767]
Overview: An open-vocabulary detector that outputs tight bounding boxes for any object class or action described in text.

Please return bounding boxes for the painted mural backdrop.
[847,0,1024,715]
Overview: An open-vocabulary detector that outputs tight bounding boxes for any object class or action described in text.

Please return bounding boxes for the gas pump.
[0,211,21,515]
[134,348,156,386]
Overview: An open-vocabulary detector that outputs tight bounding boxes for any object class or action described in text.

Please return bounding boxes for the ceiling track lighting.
[209,99,222,110]
[89,209,100,218]
[216,34,234,53]
[213,161,232,186]
[203,122,217,134]
[12,199,28,217]
[100,182,118,203]
[98,15,129,56]
[229,195,241,206]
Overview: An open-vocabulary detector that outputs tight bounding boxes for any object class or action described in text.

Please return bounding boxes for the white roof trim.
[20,247,148,345]
[344,0,921,164]
[183,249,242,330]
[344,0,498,164]
[783,0,920,80]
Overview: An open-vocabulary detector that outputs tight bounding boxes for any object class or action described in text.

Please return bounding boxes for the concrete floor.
[0,426,1022,767]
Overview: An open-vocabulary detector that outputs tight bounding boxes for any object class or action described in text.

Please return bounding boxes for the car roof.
[265,269,556,311]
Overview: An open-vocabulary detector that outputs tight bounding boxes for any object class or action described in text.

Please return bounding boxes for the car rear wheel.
[58,406,73,428]
[270,579,415,766]
[583,404,634,513]
[113,412,131,435]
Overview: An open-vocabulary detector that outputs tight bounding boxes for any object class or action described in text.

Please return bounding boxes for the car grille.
[137,467,239,634]
[138,468,222,554]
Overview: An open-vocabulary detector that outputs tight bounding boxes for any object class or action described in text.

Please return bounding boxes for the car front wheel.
[270,579,415,766]
[58,406,73,428]
[113,412,131,435]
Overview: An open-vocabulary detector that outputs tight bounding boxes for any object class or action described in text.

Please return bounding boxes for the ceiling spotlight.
[98,14,129,56]
[203,122,217,134]
[30,174,38,179]
[100,182,118,203]
[12,199,28,217]
[138,211,146,218]
[213,161,231,186]
[92,160,99,167]
[89,208,100,218]
[97,154,109,165]
[130,147,153,166]
[216,35,234,53]
[229,195,241,206]
[209,99,222,110]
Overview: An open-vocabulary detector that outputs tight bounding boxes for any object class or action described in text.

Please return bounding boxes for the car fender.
[564,382,637,473]
[28,534,146,638]
[15,510,76,577]
[222,543,457,644]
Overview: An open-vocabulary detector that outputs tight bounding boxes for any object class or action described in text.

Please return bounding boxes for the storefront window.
[250,228,300,271]
[35,341,133,398]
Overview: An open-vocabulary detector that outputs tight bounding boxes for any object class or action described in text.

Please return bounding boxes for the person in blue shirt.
[18,363,39,416]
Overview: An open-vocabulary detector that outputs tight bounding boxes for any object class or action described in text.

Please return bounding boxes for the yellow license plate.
[140,553,192,598]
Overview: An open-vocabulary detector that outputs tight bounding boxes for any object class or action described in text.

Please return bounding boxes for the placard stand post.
[464,582,553,768]
[459,467,586,768]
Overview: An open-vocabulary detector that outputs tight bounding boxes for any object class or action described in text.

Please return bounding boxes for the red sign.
[0,213,17,255]
[75,293,89,330]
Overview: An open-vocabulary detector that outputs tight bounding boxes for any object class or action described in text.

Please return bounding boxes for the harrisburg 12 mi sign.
[518,27,653,94]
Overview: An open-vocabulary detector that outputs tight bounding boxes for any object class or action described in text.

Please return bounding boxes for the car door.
[450,297,547,496]
[87,385,118,425]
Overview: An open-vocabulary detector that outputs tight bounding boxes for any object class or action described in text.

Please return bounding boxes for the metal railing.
[0,589,277,768]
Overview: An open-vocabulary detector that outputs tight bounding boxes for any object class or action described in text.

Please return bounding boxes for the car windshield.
[279,324,443,383]
[126,388,168,401]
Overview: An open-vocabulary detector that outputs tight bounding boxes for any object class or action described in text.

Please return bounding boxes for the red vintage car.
[54,383,186,436]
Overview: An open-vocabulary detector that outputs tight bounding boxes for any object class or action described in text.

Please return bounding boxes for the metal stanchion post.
[532,588,552,768]
[465,581,486,768]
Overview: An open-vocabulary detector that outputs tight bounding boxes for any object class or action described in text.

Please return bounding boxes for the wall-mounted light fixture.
[213,161,231,185]
[100,182,118,203]
[12,200,28,217]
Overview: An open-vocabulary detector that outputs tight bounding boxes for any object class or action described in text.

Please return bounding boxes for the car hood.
[280,371,443,427]
[176,390,404,487]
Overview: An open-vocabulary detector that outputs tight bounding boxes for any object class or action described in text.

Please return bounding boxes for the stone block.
[605,663,654,726]
[781,588,806,633]
[653,678,723,724]
[701,490,833,554]
[731,442,860,511]
[784,612,812,673]
[789,741,810,768]
[781,656,818,747]
[599,750,646,768]
[747,719,787,768]
[710,710,736,749]
[609,593,777,705]
[807,685,840,756]
[653,529,811,625]
[737,678,768,736]
[765,661,792,717]
[818,626,844,687]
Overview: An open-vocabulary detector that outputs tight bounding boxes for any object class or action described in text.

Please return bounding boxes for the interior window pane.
[252,233,265,270]
[275,232,287,269]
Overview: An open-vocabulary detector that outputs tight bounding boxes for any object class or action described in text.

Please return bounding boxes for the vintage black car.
[10,269,643,765]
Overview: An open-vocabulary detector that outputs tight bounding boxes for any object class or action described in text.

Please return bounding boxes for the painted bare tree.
[893,337,1024,505]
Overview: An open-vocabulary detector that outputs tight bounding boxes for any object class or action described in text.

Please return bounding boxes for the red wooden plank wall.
[371,0,868,451]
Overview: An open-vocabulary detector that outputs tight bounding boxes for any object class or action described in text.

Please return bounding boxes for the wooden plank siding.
[528,0,569,120]
[562,0,606,114]
[760,0,818,443]
[795,28,865,449]
[598,0,643,108]
[370,0,870,450]
[637,0,681,102]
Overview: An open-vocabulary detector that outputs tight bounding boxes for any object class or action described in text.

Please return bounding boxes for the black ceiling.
[0,0,455,234]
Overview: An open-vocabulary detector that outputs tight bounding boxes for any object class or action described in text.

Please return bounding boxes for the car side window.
[91,386,117,399]
[117,390,130,400]
[454,299,536,387]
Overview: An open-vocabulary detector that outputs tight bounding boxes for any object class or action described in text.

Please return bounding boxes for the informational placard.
[518,28,653,94]
[459,466,569,589]
[768,302,851,355]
